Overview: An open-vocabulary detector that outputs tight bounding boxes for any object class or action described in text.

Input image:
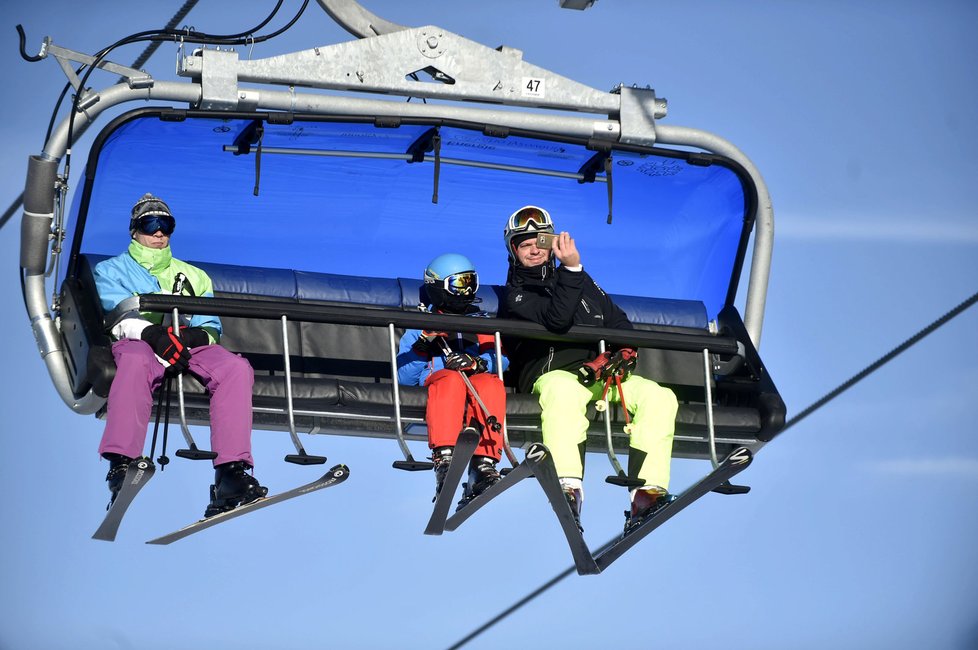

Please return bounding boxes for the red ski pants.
[424,369,505,460]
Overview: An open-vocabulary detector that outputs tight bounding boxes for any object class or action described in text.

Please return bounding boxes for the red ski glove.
[577,351,613,387]
[608,347,638,377]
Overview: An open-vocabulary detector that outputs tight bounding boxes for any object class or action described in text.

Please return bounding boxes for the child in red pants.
[396,253,508,502]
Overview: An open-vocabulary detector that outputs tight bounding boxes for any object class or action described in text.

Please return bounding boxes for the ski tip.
[328,464,350,478]
[727,447,753,466]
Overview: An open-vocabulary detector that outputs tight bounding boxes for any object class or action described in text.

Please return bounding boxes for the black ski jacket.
[501,263,633,393]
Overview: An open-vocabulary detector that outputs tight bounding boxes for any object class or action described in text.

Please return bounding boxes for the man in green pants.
[500,205,678,534]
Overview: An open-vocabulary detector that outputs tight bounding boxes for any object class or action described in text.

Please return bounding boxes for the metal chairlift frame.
[19,0,777,478]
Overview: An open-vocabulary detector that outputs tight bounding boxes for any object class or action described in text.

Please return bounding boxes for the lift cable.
[445,287,978,650]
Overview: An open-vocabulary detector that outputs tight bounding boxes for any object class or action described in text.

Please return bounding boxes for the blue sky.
[2,2,977,649]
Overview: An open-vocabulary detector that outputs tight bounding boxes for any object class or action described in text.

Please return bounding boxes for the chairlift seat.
[61,253,782,461]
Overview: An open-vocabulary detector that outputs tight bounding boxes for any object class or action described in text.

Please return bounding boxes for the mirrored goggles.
[442,271,478,297]
[508,206,552,232]
[135,214,175,236]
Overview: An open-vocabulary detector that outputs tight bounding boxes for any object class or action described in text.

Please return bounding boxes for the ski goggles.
[507,205,553,233]
[440,270,479,297]
[134,214,176,236]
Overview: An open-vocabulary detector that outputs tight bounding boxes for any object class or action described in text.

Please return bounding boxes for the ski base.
[424,427,480,536]
[92,457,156,542]
[444,457,535,532]
[146,464,350,545]
[594,447,753,572]
[525,443,600,575]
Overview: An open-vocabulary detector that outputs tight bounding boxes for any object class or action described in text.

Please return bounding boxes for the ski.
[424,426,480,536]
[444,458,535,532]
[594,447,753,572]
[525,443,600,576]
[92,457,156,542]
[145,464,350,545]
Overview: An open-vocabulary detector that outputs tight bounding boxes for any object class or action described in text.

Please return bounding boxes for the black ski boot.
[204,461,268,518]
[104,453,134,510]
[456,456,501,510]
[623,486,676,536]
[431,446,454,503]
[561,482,584,533]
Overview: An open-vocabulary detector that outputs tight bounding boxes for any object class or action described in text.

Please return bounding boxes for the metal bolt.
[426,36,439,48]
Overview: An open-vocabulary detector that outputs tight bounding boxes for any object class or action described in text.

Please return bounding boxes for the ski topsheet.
[594,447,753,572]
[444,457,535,532]
[424,427,480,536]
[92,457,156,542]
[146,464,350,545]
[525,443,600,576]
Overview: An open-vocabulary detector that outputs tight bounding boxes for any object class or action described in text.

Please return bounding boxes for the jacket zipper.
[543,346,555,374]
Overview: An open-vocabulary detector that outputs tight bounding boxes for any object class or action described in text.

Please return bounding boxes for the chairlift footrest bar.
[712,481,750,495]
[284,453,328,465]
[604,475,645,488]
[175,448,218,461]
[393,460,435,471]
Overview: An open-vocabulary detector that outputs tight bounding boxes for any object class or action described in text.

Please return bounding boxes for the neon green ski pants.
[532,369,678,489]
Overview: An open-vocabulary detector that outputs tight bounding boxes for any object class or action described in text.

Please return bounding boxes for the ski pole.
[158,375,172,468]
[613,373,633,434]
[148,376,166,461]
[148,375,173,470]
[436,337,502,433]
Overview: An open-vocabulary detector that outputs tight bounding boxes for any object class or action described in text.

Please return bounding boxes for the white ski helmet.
[503,205,554,262]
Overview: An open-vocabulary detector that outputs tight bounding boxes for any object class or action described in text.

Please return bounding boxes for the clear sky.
[2,2,977,649]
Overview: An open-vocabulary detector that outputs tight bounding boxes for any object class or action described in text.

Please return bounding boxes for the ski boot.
[204,461,268,518]
[431,446,454,503]
[456,456,501,510]
[103,453,134,510]
[560,479,584,533]
[623,486,676,536]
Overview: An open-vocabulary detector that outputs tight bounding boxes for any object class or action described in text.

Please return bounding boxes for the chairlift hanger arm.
[318,0,598,38]
[316,0,409,38]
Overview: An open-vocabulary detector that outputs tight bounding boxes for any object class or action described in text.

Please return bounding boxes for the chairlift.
[18,0,785,567]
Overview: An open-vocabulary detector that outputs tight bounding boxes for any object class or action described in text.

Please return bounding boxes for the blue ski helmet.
[424,253,479,313]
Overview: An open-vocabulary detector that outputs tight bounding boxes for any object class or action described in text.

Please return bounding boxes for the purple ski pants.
[98,339,255,467]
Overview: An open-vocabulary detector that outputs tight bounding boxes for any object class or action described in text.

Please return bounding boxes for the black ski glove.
[180,326,210,349]
[444,352,488,375]
[141,324,192,372]
[411,330,447,358]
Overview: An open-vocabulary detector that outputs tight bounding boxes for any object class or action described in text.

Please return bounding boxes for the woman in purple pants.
[94,193,266,518]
